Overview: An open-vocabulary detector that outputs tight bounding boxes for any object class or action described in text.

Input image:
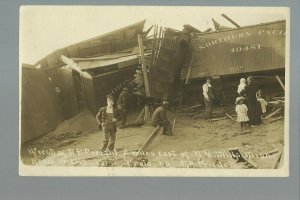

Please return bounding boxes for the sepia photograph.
[19,6,289,176]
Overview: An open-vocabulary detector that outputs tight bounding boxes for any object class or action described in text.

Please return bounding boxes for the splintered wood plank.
[138,125,162,152]
[137,34,151,97]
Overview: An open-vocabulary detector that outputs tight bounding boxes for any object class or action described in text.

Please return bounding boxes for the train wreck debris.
[20,12,287,173]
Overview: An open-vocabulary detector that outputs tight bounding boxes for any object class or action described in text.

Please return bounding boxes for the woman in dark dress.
[245,76,262,126]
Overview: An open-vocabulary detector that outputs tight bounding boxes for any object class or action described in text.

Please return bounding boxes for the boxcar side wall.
[181,21,286,79]
[21,68,63,143]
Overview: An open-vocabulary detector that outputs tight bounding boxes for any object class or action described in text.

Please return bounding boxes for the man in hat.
[96,95,120,152]
[151,101,172,136]
[117,87,129,128]
[202,77,214,119]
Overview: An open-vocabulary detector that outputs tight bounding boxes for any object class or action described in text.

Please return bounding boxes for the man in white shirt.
[202,77,214,119]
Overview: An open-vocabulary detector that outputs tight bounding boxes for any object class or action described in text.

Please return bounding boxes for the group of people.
[235,76,267,131]
[96,76,267,153]
[203,76,267,132]
[95,87,172,153]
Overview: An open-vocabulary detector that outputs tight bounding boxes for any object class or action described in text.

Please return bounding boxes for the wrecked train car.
[181,20,286,79]
[21,20,147,143]
[146,28,189,101]
[179,20,286,105]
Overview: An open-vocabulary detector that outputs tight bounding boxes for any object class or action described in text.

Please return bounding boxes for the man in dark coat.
[96,95,120,152]
[117,87,129,128]
[245,76,262,126]
[151,101,172,136]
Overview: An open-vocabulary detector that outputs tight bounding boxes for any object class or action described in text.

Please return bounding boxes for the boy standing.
[96,95,120,152]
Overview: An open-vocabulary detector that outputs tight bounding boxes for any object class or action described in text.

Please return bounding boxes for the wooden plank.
[208,116,227,122]
[221,14,241,28]
[137,34,151,97]
[153,27,163,68]
[149,25,158,69]
[185,53,195,84]
[153,26,162,67]
[225,113,236,122]
[264,107,282,119]
[172,118,176,131]
[275,75,285,91]
[138,125,162,152]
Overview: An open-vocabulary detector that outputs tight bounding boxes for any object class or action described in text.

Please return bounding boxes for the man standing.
[117,87,129,128]
[96,95,120,152]
[203,77,214,119]
[151,101,172,136]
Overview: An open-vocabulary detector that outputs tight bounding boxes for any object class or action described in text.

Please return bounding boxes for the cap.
[106,95,114,101]
[162,101,169,106]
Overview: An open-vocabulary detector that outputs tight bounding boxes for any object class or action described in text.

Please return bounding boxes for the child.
[237,78,247,96]
[235,97,249,132]
[256,89,268,116]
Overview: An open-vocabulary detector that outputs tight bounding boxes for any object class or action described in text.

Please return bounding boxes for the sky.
[20,6,288,64]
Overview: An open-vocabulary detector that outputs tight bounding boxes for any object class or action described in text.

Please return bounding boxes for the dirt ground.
[21,106,284,169]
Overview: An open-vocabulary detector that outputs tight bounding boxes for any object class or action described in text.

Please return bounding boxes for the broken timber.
[225,113,236,122]
[264,107,282,119]
[185,53,194,84]
[138,125,162,153]
[136,34,152,122]
[137,34,150,97]
[208,116,227,122]
[275,75,285,91]
[129,125,161,167]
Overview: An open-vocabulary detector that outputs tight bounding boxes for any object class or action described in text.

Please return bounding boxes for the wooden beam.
[61,55,82,74]
[225,113,236,122]
[221,14,240,28]
[185,53,194,84]
[264,107,282,119]
[275,75,285,91]
[208,116,227,122]
[153,27,163,68]
[149,25,158,69]
[137,34,151,97]
[138,125,162,152]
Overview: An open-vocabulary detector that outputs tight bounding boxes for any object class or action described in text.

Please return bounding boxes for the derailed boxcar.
[147,28,189,101]
[181,20,286,80]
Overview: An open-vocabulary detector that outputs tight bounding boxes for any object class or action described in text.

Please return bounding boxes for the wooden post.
[275,75,285,91]
[150,25,158,69]
[153,27,163,68]
[185,53,194,84]
[137,34,151,97]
